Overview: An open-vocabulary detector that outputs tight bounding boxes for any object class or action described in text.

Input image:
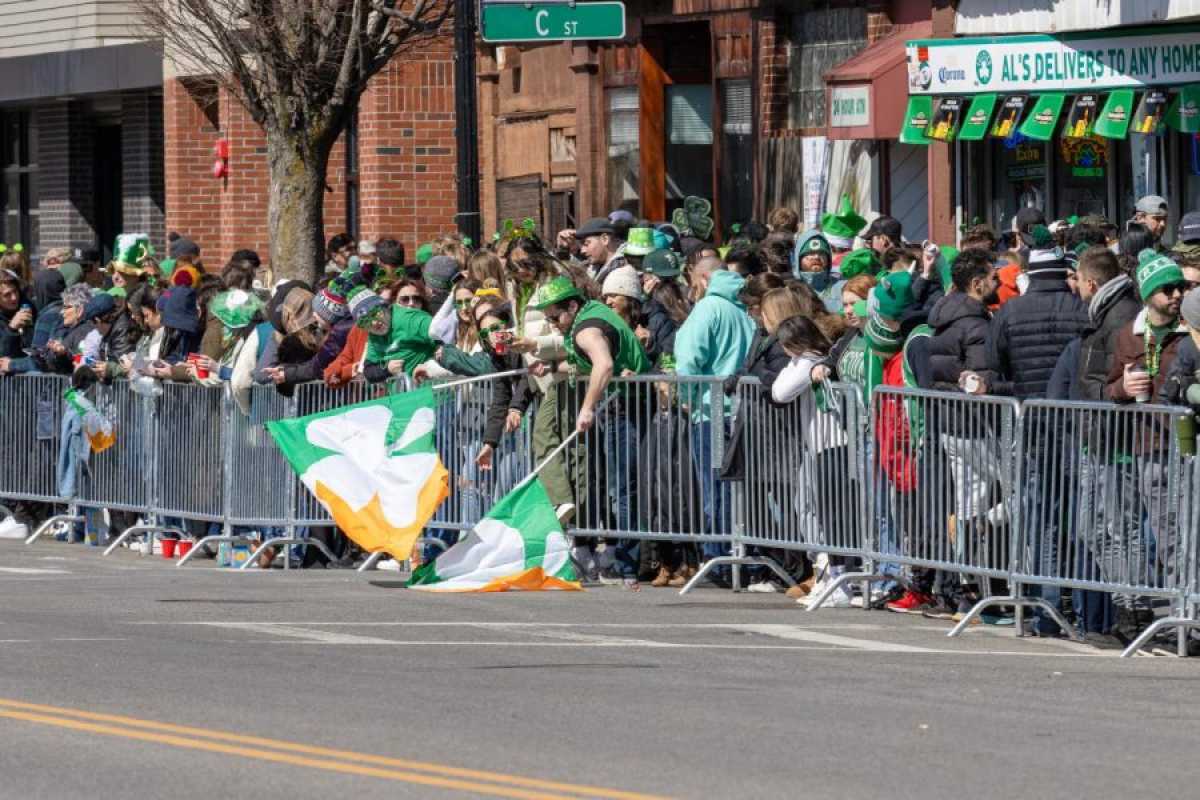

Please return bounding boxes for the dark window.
[1,110,39,254]
[787,5,867,130]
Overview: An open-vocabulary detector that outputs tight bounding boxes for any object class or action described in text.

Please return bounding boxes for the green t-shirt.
[366,306,438,377]
[564,300,651,377]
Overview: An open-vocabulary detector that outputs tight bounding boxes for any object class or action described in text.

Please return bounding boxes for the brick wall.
[36,101,96,251]
[164,33,457,275]
[121,90,166,256]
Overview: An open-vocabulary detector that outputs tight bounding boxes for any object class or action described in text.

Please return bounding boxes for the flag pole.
[430,369,528,393]
[512,392,617,492]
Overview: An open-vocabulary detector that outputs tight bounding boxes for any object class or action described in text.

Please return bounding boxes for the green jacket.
[365,306,438,377]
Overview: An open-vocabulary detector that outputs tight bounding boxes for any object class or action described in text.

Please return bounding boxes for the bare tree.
[141,0,452,280]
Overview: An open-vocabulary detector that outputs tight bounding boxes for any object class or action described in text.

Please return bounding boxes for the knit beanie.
[1136,248,1185,302]
[864,313,904,355]
[869,271,914,321]
[348,285,387,326]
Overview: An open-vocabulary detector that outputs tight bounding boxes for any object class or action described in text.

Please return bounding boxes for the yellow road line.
[0,698,666,800]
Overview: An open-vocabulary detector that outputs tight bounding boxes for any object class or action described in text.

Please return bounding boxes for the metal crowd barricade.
[1006,399,1198,656]
[561,373,752,591]
[734,378,869,597]
[0,374,82,541]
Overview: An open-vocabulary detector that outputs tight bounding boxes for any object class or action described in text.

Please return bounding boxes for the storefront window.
[719,79,753,228]
[1,110,38,254]
[606,87,640,216]
[1055,134,1110,219]
[990,133,1047,233]
[1185,133,1200,217]
[787,5,866,130]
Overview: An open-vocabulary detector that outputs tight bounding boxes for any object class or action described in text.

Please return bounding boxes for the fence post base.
[240,537,338,570]
[804,571,892,611]
[947,595,1079,640]
[1120,617,1200,659]
[677,553,793,595]
[25,514,84,545]
[101,525,185,557]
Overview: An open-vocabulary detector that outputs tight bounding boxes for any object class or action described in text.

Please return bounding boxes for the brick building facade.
[164,35,461,274]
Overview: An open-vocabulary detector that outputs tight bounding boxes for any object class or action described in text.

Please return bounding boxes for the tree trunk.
[266,130,333,285]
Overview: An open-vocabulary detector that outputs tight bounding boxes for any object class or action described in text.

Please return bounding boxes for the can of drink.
[962,373,982,394]
[1178,414,1197,457]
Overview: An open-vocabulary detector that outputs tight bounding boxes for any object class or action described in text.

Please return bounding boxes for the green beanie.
[870,271,914,321]
[416,243,434,265]
[1136,249,1185,301]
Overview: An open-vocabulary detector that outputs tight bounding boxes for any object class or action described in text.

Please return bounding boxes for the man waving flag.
[266,386,449,562]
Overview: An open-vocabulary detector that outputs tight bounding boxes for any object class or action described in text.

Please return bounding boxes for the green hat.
[349,284,388,326]
[625,227,655,257]
[111,233,153,276]
[58,261,84,288]
[642,248,682,278]
[209,288,264,329]
[869,271,914,321]
[820,195,868,250]
[105,286,127,300]
[838,248,882,280]
[531,275,584,310]
[937,246,958,290]
[796,229,832,261]
[1136,249,1185,302]
[864,313,904,355]
[416,243,434,265]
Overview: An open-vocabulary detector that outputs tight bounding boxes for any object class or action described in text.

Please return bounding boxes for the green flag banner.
[900,96,934,145]
[1166,85,1200,134]
[990,95,1028,139]
[1132,89,1169,135]
[959,94,997,141]
[1019,93,1066,141]
[1094,90,1134,139]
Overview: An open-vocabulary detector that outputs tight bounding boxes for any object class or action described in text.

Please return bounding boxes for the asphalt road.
[0,538,1197,800]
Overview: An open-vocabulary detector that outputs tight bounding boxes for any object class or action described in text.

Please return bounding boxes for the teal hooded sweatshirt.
[675,269,756,419]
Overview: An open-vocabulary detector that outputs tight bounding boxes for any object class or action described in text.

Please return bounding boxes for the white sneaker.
[0,516,27,540]
[799,576,830,607]
[823,584,855,608]
[377,558,402,572]
[747,580,779,593]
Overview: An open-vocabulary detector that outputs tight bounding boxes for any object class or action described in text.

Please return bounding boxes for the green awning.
[1018,93,1067,141]
[926,97,964,142]
[990,95,1029,139]
[900,96,933,145]
[1063,93,1100,138]
[959,94,997,141]
[1166,84,1200,134]
[1132,89,1169,135]
[1094,90,1135,139]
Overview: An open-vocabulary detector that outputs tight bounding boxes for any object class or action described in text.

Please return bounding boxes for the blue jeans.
[603,403,641,579]
[1022,458,1063,634]
[690,420,731,568]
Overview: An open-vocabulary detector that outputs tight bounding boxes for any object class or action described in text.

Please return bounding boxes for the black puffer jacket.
[985,266,1089,399]
[925,291,991,391]
[641,297,681,362]
[1073,275,1140,402]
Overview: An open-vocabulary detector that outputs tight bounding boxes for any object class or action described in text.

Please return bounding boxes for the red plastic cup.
[72,354,83,368]
[161,538,177,559]
[177,540,193,558]
[187,354,210,379]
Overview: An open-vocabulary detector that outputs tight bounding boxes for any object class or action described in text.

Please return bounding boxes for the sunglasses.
[396,294,423,306]
[480,323,507,337]
[1160,282,1189,297]
[455,298,473,309]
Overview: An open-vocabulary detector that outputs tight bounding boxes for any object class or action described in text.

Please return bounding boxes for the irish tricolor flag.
[408,478,580,592]
[65,388,115,454]
[266,387,449,562]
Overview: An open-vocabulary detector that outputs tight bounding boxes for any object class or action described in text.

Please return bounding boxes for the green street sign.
[481,2,626,43]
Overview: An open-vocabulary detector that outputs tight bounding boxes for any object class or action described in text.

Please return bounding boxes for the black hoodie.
[925,291,991,391]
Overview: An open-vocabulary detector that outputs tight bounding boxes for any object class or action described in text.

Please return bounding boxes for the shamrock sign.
[672,196,714,240]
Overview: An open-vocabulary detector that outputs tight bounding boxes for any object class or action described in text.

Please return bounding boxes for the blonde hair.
[468,251,507,296]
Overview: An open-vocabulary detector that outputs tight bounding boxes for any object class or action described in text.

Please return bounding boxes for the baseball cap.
[1183,288,1200,329]
[1015,206,1047,247]
[862,215,902,242]
[1135,195,1169,216]
[576,218,617,240]
[642,248,682,278]
[358,239,377,257]
[1177,210,1200,244]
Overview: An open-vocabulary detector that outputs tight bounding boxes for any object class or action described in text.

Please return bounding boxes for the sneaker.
[747,580,780,594]
[981,613,1015,626]
[886,590,935,614]
[377,558,403,572]
[850,587,888,608]
[803,581,853,609]
[0,516,28,540]
[950,611,982,625]
[666,566,695,588]
[596,567,625,586]
[622,578,641,592]
[799,576,830,606]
